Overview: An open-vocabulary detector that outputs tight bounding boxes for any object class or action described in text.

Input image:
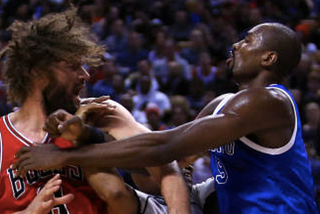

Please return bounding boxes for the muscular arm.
[99,101,190,214]
[62,88,292,168]
[14,88,293,170]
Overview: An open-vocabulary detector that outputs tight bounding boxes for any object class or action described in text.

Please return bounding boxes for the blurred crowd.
[0,0,319,208]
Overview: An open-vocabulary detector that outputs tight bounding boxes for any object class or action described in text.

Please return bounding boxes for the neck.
[10,91,47,143]
[238,71,282,90]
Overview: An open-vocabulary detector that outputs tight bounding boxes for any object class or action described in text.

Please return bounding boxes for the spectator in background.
[187,78,206,113]
[161,61,190,96]
[180,29,208,65]
[303,102,320,152]
[148,30,167,62]
[120,93,147,125]
[193,52,217,91]
[145,103,167,131]
[153,38,191,83]
[91,6,121,41]
[192,154,212,184]
[289,53,312,93]
[116,31,148,75]
[104,19,128,56]
[133,74,171,116]
[305,70,320,103]
[90,62,117,98]
[112,74,126,102]
[169,10,193,41]
[126,59,159,91]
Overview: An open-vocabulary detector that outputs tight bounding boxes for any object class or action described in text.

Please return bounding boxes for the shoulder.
[221,87,293,131]
[225,87,291,112]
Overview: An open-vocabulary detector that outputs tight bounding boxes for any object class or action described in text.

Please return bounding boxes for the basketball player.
[13,23,319,213]
[0,8,190,214]
[0,8,122,214]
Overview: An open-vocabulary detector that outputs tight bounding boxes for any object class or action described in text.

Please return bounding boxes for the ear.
[261,51,278,67]
[31,68,50,89]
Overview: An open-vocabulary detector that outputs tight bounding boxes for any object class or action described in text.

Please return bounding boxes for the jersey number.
[214,157,228,184]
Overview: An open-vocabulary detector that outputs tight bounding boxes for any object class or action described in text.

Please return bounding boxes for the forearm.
[65,131,172,168]
[63,115,235,169]
[158,162,190,214]
[64,121,195,168]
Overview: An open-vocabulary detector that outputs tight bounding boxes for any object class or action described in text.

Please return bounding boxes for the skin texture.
[13,23,302,184]
[42,100,191,214]
[13,174,74,214]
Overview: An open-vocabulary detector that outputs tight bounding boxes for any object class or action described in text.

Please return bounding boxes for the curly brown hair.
[0,8,106,105]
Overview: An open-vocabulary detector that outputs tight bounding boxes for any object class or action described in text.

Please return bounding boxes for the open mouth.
[226,50,234,68]
[74,83,85,96]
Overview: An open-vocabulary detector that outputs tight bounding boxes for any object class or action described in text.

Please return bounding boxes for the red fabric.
[0,115,108,213]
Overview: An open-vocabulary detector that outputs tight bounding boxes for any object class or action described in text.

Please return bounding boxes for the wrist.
[74,124,91,146]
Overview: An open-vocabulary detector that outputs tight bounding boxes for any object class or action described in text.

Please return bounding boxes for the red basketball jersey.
[0,114,108,213]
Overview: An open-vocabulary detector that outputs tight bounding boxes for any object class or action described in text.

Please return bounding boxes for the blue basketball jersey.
[210,84,319,214]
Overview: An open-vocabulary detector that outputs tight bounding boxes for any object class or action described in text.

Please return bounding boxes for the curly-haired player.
[0,8,123,214]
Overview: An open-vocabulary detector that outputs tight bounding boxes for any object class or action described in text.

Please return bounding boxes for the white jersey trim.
[240,86,297,155]
[212,93,235,115]
[0,130,2,176]
[4,114,33,147]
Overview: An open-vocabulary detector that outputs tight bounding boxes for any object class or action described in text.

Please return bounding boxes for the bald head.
[250,23,302,75]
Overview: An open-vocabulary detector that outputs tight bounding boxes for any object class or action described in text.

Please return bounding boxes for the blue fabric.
[210,84,319,214]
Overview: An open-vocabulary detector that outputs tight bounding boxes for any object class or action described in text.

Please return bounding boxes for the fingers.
[90,96,110,104]
[14,146,31,159]
[80,96,110,104]
[58,116,84,141]
[43,115,61,138]
[16,160,33,178]
[41,174,61,197]
[53,193,74,205]
[77,102,116,121]
[11,147,32,178]
[54,110,68,121]
[43,109,73,137]
[11,149,36,178]
[58,116,82,131]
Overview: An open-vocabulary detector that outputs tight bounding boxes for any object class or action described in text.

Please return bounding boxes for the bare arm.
[98,102,190,214]
[84,167,137,214]
[148,162,190,214]
[62,88,291,168]
[14,88,292,169]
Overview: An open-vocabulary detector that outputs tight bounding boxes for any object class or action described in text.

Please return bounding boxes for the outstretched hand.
[11,144,65,178]
[76,98,116,126]
[43,96,115,141]
[15,174,74,214]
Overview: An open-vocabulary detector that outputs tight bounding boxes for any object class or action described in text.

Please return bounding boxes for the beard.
[42,81,79,116]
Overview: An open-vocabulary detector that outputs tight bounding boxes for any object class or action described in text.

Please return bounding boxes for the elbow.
[97,185,133,203]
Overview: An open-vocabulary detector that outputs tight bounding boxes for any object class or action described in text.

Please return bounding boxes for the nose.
[79,66,90,81]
